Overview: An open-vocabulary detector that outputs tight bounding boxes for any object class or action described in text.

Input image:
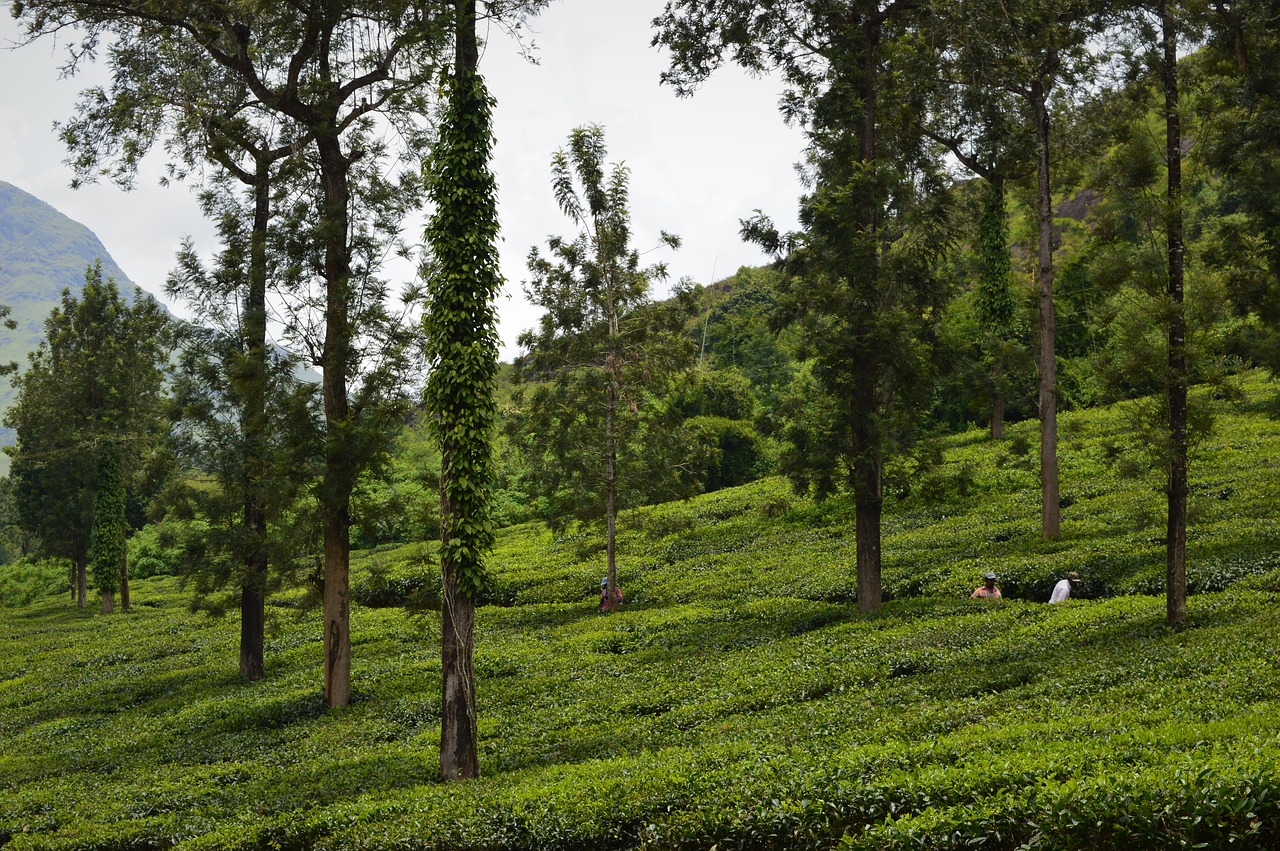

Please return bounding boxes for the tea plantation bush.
[1,372,1278,849]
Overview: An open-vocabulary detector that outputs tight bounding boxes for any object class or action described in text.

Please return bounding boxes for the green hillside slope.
[0,181,141,453]
[1,373,1278,850]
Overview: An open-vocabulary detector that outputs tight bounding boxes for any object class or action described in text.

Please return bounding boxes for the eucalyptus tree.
[3,265,174,608]
[11,0,545,706]
[656,0,952,613]
[513,124,697,613]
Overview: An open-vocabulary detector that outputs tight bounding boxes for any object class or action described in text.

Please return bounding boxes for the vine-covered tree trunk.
[429,0,501,781]
[1163,0,1187,626]
[1032,77,1061,540]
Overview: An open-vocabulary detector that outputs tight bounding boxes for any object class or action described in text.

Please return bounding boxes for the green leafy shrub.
[0,557,68,606]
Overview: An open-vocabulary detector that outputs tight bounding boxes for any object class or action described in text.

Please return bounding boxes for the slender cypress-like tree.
[513,124,694,613]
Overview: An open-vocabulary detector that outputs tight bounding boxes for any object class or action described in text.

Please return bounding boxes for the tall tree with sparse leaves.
[513,124,696,615]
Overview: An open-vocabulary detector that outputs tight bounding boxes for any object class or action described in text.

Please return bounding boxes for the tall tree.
[657,0,950,613]
[421,0,501,782]
[3,265,173,607]
[930,0,1110,539]
[11,0,552,706]
[513,124,695,612]
[1158,0,1188,625]
[54,28,313,679]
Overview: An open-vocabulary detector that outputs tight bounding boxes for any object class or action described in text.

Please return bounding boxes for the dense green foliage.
[1,372,1278,848]
[422,69,503,600]
[0,181,141,460]
[88,448,126,602]
[3,265,173,600]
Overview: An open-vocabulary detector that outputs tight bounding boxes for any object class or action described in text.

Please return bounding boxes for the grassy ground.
[2,373,1279,849]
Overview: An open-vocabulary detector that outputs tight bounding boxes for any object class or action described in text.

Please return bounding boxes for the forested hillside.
[3,0,1280,845]
[2,373,1278,849]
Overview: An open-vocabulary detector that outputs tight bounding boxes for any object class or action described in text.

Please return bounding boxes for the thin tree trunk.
[119,554,130,611]
[850,14,883,614]
[77,558,87,608]
[318,128,355,709]
[241,163,271,682]
[993,383,1003,437]
[1033,77,1060,540]
[854,459,883,613]
[1163,1,1187,626]
[439,0,483,781]
[605,378,618,612]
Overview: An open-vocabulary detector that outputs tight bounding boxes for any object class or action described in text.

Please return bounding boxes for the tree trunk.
[440,539,478,780]
[100,589,113,614]
[851,14,883,614]
[1033,77,1060,540]
[1163,1,1187,626]
[991,380,1005,441]
[77,557,87,608]
[241,162,271,683]
[322,509,351,707]
[317,128,355,708]
[438,0,484,782]
[854,460,883,613]
[119,555,130,611]
[604,361,619,612]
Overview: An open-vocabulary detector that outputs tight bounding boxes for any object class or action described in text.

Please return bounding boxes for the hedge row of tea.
[2,374,1279,849]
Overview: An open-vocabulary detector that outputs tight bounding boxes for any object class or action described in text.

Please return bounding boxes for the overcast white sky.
[0,0,805,361]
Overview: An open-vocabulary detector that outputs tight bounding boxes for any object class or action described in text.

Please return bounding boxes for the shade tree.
[512,124,699,613]
[657,0,952,612]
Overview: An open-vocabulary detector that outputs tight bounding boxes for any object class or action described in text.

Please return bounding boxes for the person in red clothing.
[600,576,623,611]
[970,572,1002,599]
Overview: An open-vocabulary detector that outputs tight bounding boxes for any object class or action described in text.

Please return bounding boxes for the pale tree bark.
[1162,0,1187,625]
